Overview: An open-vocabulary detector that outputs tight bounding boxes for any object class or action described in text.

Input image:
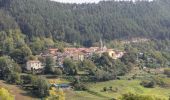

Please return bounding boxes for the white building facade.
[26,60,43,70]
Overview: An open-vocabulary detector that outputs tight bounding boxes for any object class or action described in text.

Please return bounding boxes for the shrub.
[53,68,62,75]
[74,83,88,91]
[103,87,107,92]
[152,77,166,87]
[121,93,163,100]
[32,76,50,98]
[164,68,170,77]
[109,86,113,91]
[140,80,155,88]
[72,77,88,91]
[94,69,115,81]
[6,72,21,84]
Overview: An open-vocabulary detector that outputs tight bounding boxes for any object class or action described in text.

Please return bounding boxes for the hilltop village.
[26,46,124,71]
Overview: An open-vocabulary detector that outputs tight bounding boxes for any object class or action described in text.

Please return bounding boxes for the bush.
[94,69,115,81]
[53,68,62,75]
[72,77,88,91]
[32,76,50,98]
[121,93,163,100]
[140,80,155,88]
[164,68,170,77]
[6,72,21,84]
[109,86,113,91]
[152,77,166,87]
[103,87,107,92]
[74,83,88,91]
[20,74,32,85]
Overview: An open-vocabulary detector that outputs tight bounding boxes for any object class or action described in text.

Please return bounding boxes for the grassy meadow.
[65,78,170,100]
[87,80,170,99]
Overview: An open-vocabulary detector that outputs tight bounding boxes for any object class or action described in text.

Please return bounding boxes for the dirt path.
[0,80,38,100]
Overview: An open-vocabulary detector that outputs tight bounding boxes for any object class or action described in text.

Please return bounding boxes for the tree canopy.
[0,0,170,46]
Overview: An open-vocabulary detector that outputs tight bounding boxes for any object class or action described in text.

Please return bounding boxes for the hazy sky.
[50,0,153,4]
[50,0,105,3]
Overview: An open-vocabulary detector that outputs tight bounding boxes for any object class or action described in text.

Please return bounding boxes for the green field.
[66,79,170,100]
[65,90,107,100]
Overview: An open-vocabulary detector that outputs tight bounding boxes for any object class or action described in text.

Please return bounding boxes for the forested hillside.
[0,0,170,46]
[0,1,170,99]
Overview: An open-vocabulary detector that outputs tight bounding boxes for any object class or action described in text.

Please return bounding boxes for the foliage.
[63,59,78,75]
[94,69,115,81]
[21,74,33,85]
[164,68,170,77]
[30,37,54,54]
[6,72,21,84]
[0,88,14,100]
[10,45,32,64]
[140,80,155,88]
[53,68,63,75]
[92,53,133,81]
[46,87,65,100]
[120,93,164,100]
[32,76,50,98]
[0,56,20,79]
[81,59,97,75]
[72,77,88,91]
[45,56,55,74]
[0,0,170,46]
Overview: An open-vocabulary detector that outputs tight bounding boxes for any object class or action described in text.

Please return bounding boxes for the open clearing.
[87,80,170,99]
[65,79,170,100]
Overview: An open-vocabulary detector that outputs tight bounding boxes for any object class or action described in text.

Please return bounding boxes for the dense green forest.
[0,0,170,47]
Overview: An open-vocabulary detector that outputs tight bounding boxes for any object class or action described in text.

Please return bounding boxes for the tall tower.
[100,38,103,51]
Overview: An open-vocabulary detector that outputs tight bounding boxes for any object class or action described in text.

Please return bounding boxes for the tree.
[95,53,112,67]
[36,77,50,97]
[10,49,24,64]
[112,59,128,76]
[53,68,63,75]
[0,56,13,79]
[6,72,20,84]
[63,59,78,75]
[13,63,22,73]
[94,69,114,81]
[10,46,32,64]
[72,77,88,91]
[1,0,170,46]
[58,47,64,53]
[44,56,55,74]
[32,76,50,98]
[47,88,65,100]
[82,59,96,75]
[27,55,37,61]
[20,45,32,58]
[43,38,54,49]
[30,38,45,54]
[121,51,137,65]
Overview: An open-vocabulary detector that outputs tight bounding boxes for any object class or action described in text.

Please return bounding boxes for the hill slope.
[0,0,170,46]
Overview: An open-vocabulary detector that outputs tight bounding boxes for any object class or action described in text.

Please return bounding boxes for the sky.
[50,0,153,4]
[50,0,105,4]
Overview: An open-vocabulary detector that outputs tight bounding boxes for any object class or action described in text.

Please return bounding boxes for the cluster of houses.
[26,46,124,71]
